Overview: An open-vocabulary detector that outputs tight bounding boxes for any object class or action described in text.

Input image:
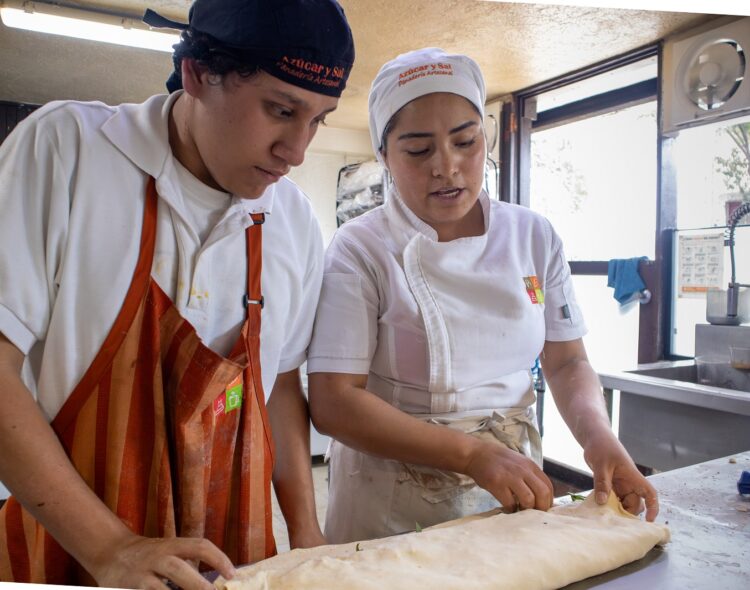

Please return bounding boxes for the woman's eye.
[406,148,429,156]
[457,138,477,148]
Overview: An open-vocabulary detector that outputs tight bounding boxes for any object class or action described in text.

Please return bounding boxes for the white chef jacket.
[0,92,324,422]
[307,187,586,413]
[308,187,586,543]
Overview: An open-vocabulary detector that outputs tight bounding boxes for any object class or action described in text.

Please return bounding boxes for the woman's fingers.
[467,443,553,512]
[524,471,554,510]
[620,492,644,516]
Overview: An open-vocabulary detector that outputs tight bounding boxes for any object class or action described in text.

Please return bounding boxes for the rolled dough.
[217,493,670,590]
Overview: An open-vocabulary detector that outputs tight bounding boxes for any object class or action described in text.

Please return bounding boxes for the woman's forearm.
[541,344,614,449]
[550,362,612,442]
[309,372,554,511]
[308,372,481,475]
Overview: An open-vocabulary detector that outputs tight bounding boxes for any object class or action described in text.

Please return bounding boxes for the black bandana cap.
[144,0,355,97]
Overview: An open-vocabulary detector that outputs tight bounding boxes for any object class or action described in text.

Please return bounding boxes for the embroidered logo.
[523,276,545,304]
[398,62,454,86]
[276,56,345,90]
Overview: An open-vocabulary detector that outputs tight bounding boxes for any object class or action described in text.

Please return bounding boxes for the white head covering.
[368,47,486,164]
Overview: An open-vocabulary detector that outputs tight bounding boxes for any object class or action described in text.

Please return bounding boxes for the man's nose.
[273,123,311,168]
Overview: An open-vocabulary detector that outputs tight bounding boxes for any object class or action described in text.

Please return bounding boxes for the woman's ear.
[380,148,390,171]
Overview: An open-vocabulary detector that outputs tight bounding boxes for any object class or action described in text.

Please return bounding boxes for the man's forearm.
[0,336,133,576]
[266,370,323,545]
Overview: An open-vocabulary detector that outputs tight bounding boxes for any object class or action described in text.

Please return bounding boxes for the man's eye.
[313,117,328,127]
[271,104,293,118]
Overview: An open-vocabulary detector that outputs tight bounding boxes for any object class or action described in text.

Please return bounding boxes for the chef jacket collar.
[386,185,491,243]
[100,91,275,216]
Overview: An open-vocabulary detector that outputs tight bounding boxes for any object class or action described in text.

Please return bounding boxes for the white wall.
[287,126,374,245]
[285,126,374,457]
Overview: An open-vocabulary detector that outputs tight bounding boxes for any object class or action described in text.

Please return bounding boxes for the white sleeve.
[307,232,379,375]
[276,212,325,373]
[0,106,73,354]
[542,220,587,342]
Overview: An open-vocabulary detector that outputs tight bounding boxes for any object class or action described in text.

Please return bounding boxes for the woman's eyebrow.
[397,120,478,141]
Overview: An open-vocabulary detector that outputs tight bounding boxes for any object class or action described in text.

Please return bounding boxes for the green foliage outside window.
[715,123,750,201]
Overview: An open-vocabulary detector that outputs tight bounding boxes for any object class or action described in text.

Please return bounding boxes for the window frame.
[501,43,677,363]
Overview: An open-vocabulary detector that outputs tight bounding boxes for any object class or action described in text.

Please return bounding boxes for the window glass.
[541,275,637,472]
[573,275,640,372]
[670,117,750,356]
[530,101,657,261]
[673,115,750,229]
[536,56,657,112]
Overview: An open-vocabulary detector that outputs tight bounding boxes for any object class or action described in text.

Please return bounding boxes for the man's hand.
[90,533,236,590]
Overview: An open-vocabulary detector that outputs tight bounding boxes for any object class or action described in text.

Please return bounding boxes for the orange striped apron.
[0,177,276,583]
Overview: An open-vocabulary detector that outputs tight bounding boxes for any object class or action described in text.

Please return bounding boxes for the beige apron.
[324,405,542,544]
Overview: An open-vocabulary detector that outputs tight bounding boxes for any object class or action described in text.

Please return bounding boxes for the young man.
[0,0,354,587]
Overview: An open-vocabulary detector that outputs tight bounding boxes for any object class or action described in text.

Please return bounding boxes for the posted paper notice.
[678,233,724,296]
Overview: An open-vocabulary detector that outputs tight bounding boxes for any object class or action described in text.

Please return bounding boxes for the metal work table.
[562,451,750,589]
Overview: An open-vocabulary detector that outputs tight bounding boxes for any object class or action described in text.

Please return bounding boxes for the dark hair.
[167,29,262,92]
[379,110,401,155]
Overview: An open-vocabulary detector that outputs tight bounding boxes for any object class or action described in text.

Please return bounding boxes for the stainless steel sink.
[626,362,750,393]
[599,361,750,471]
[597,324,750,472]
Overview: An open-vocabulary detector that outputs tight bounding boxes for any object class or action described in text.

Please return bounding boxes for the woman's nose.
[431,146,459,178]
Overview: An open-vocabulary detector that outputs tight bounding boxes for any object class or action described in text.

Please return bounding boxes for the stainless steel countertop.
[561,451,750,589]
[599,361,750,416]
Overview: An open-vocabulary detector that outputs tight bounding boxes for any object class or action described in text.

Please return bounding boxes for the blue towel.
[607,257,647,304]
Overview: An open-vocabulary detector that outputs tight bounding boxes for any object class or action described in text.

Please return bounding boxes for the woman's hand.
[463,441,554,512]
[584,432,659,521]
[89,533,236,590]
[540,339,659,522]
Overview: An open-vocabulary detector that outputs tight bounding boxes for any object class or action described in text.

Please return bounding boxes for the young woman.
[308,47,658,544]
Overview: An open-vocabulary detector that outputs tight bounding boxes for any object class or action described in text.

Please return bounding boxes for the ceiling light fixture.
[0,0,181,52]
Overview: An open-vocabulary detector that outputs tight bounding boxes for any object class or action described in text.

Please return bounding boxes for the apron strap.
[244,212,274,457]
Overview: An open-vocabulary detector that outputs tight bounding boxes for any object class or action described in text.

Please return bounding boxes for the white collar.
[385,184,491,242]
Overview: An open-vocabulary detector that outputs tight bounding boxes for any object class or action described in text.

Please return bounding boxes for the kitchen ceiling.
[0,0,720,130]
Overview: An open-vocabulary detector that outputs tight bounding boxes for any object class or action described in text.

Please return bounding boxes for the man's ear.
[181,58,207,97]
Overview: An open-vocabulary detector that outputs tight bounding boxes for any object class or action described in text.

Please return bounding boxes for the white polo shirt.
[307,188,586,415]
[0,93,324,421]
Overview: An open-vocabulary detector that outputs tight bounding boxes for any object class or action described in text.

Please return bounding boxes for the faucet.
[727,201,750,320]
